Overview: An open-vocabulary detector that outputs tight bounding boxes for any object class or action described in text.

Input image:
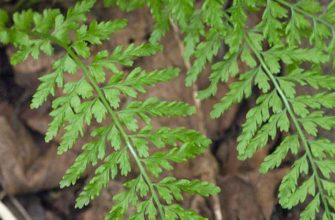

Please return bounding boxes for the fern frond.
[119,0,335,218]
[7,1,219,219]
[5,0,335,219]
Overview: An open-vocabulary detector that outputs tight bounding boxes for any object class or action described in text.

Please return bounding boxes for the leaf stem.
[33,32,165,219]
[245,35,331,218]
[276,0,335,32]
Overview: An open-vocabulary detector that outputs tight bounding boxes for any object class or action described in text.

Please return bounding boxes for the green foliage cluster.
[107,0,335,219]
[1,0,335,219]
[122,0,335,219]
[0,1,220,219]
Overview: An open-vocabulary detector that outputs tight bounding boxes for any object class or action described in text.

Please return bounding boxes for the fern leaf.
[260,135,299,174]
[7,1,219,219]
[211,69,254,118]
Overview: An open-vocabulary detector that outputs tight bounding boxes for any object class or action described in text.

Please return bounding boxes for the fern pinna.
[0,0,219,219]
[137,0,335,219]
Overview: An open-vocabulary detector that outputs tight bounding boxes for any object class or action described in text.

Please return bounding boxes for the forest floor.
[0,1,303,219]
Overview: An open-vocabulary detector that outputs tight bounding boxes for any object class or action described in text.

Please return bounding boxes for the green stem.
[245,35,331,218]
[34,32,165,219]
[276,0,335,32]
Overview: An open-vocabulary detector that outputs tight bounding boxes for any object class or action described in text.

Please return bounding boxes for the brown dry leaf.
[218,137,275,175]
[242,168,289,219]
[0,113,76,194]
[218,175,265,220]
[21,109,51,139]
[216,127,283,219]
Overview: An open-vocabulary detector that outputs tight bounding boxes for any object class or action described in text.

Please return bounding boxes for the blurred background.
[0,0,314,219]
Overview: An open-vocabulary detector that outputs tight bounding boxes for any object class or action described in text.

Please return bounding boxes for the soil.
[0,1,303,220]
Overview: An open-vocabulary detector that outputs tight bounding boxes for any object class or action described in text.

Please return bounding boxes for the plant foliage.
[0,1,220,219]
[108,0,335,219]
[2,0,335,219]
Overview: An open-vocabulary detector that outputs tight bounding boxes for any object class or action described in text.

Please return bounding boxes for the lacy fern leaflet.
[0,1,220,219]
